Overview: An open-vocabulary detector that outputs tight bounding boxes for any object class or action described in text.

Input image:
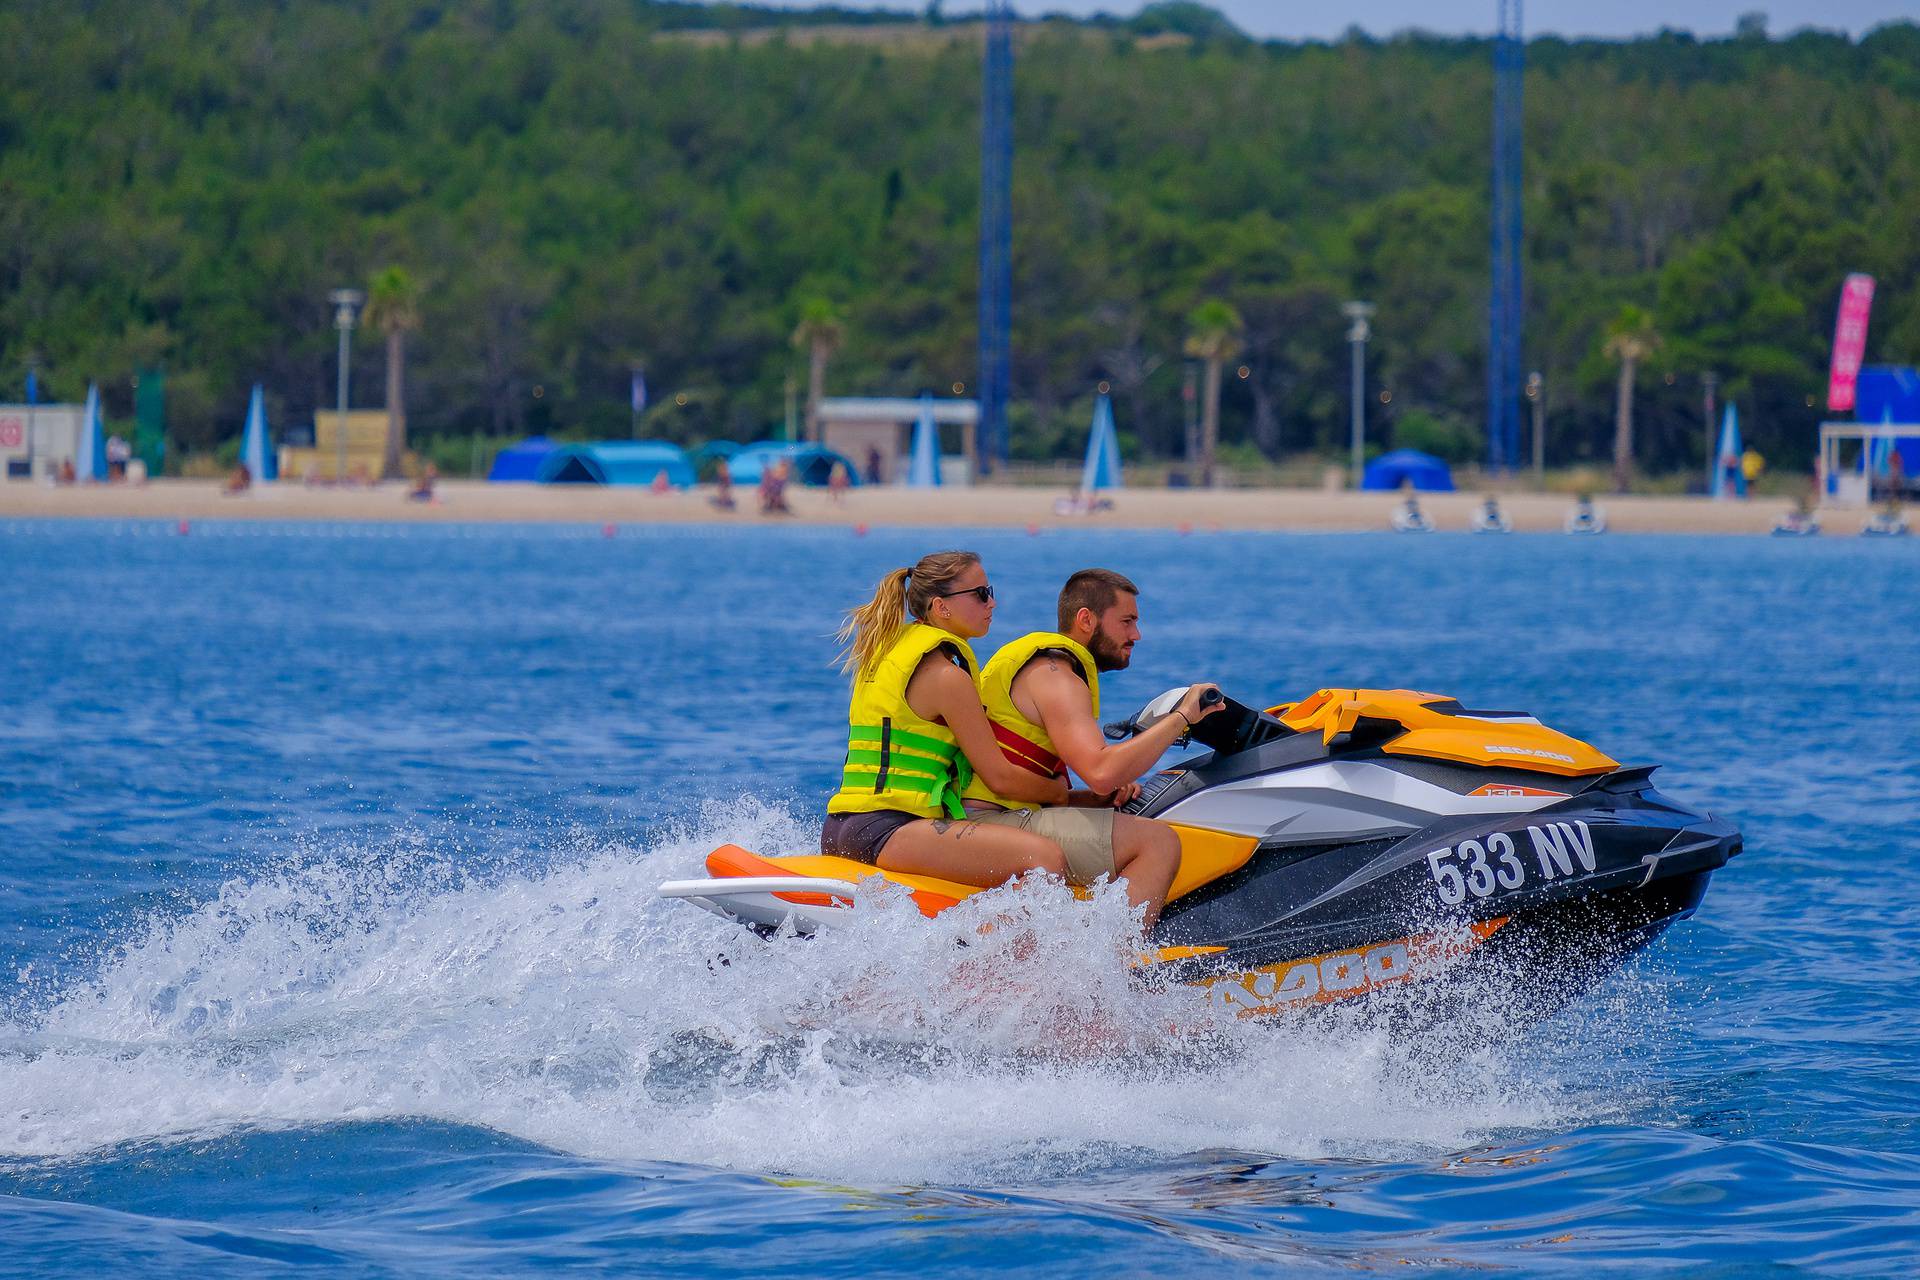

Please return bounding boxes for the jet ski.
[660,687,1740,1021]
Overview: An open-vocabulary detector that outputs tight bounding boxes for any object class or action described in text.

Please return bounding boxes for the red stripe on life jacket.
[992,722,1063,777]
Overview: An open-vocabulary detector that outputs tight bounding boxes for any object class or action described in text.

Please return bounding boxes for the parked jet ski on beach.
[660,687,1740,1021]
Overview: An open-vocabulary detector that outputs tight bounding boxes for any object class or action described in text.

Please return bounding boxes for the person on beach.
[823,551,1076,891]
[710,460,737,511]
[960,569,1219,931]
[759,459,792,515]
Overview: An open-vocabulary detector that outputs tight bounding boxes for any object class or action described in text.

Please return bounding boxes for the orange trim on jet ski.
[705,844,967,917]
[1274,688,1616,777]
[1166,825,1260,901]
[1195,917,1511,1017]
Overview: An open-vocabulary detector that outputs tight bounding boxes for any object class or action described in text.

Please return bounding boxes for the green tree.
[364,267,421,480]
[791,297,844,445]
[1605,305,1661,492]
[1183,300,1244,486]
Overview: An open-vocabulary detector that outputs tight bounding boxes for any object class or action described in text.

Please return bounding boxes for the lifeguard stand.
[1821,365,1920,504]
[1819,421,1919,504]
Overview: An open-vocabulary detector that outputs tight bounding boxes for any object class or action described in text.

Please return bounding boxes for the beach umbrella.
[906,393,941,488]
[1711,403,1744,500]
[1868,406,1895,478]
[1079,394,1125,494]
[240,383,275,483]
[77,383,106,482]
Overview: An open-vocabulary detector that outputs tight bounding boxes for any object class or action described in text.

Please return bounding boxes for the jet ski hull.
[660,687,1740,1024]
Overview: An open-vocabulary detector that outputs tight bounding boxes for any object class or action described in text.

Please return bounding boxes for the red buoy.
[602,523,617,538]
[177,519,191,535]
[853,522,869,537]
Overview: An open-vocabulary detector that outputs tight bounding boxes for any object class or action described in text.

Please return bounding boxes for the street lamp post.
[329,288,364,481]
[1342,302,1374,490]
[1526,370,1544,483]
[1701,371,1720,493]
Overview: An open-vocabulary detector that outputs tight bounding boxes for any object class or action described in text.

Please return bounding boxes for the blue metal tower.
[977,0,1013,473]
[1487,0,1524,472]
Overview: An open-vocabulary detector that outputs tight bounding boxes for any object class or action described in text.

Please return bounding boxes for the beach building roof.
[726,442,859,487]
[487,435,558,482]
[1361,449,1455,492]
[536,441,694,487]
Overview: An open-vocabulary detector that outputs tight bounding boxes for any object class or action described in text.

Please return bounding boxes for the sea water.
[1,520,1916,1276]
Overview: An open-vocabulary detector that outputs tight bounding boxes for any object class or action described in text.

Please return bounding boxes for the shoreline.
[0,478,1854,534]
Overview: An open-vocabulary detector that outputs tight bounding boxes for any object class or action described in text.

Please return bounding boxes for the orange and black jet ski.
[660,688,1740,1020]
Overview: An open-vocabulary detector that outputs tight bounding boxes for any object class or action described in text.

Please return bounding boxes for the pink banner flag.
[1826,273,1876,413]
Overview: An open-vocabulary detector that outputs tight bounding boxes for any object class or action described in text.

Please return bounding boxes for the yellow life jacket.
[827,622,981,820]
[961,631,1100,811]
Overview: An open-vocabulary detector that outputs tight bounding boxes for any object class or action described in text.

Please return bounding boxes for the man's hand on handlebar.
[1177,683,1224,727]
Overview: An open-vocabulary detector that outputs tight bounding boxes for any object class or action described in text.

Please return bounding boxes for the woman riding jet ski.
[663,682,1741,1022]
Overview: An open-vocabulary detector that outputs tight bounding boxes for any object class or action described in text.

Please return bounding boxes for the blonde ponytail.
[836,550,980,677]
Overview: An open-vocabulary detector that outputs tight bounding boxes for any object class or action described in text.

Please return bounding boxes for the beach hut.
[1360,449,1455,492]
[536,441,694,487]
[1079,394,1124,494]
[906,396,941,488]
[726,442,859,487]
[77,384,106,482]
[487,436,559,482]
[240,384,276,483]
[1711,405,1746,500]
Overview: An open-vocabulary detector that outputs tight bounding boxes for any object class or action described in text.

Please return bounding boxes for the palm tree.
[1604,305,1660,493]
[364,267,422,480]
[1183,300,1244,487]
[791,298,843,445]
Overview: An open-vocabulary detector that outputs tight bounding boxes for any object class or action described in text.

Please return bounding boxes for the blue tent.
[1079,394,1124,493]
[1711,404,1746,499]
[727,442,859,487]
[536,441,694,487]
[77,384,106,481]
[1856,366,1920,477]
[240,384,276,483]
[907,394,941,488]
[1361,449,1455,492]
[487,436,559,482]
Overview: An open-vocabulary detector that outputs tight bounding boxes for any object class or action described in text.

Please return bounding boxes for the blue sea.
[2,519,1917,1276]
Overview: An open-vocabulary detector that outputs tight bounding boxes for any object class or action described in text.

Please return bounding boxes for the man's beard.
[1087,627,1130,672]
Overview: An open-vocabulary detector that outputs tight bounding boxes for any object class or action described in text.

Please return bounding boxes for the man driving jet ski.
[960,568,1221,930]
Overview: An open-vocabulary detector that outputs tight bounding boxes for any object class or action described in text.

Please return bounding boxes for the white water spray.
[0,801,1584,1184]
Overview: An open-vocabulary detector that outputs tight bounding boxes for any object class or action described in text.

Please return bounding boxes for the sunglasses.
[932,583,995,605]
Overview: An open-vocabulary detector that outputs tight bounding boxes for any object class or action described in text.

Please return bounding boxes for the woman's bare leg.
[878,818,1067,887]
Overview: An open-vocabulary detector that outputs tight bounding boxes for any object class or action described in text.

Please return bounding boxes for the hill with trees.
[2,0,1916,476]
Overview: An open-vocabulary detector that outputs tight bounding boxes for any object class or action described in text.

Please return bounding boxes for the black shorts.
[820,810,920,863]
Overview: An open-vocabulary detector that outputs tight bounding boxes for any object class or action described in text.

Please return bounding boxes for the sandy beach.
[0,478,1844,534]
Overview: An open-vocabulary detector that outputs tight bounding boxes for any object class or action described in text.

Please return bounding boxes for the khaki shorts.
[963,804,1116,886]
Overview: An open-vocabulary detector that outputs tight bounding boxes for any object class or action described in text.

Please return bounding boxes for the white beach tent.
[240,384,276,483]
[906,393,941,487]
[77,384,105,482]
[1079,394,1124,494]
